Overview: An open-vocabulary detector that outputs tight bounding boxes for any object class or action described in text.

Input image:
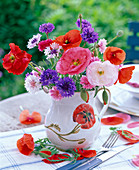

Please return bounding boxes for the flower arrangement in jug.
[2,14,135,104]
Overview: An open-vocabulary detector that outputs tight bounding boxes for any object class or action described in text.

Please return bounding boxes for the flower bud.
[117,30,124,37]
[79,14,83,19]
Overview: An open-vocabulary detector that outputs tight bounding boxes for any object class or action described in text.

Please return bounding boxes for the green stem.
[107,35,118,45]
[29,62,41,75]
[82,42,87,48]
[46,33,49,39]
[79,14,83,33]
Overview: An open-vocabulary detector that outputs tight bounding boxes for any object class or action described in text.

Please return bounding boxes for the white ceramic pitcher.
[45,89,110,150]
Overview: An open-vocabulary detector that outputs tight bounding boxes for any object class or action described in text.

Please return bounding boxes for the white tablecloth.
[0,115,139,170]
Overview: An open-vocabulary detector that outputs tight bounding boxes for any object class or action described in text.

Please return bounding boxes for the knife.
[57,145,132,170]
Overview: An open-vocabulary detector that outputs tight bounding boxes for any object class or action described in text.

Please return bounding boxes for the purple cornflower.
[56,77,76,97]
[25,72,33,80]
[27,34,42,49]
[39,23,55,34]
[81,27,99,44]
[40,69,59,86]
[76,19,92,30]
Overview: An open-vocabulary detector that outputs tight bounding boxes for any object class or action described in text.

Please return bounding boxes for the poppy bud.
[117,30,124,37]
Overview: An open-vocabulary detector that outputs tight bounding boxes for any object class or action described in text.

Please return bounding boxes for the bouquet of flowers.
[2,15,137,164]
[2,15,135,104]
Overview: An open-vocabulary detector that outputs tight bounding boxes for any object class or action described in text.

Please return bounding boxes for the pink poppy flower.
[38,39,53,51]
[86,61,118,86]
[49,86,63,101]
[56,47,91,75]
[80,76,94,89]
[98,38,107,54]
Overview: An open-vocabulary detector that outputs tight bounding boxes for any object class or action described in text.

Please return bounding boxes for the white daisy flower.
[24,75,41,93]
[27,33,42,49]
[44,47,51,56]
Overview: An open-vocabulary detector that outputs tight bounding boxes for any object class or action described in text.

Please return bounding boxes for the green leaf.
[39,152,50,158]
[109,127,117,131]
[102,89,108,104]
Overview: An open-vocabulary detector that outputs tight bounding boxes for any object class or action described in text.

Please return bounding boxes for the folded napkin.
[0,115,139,170]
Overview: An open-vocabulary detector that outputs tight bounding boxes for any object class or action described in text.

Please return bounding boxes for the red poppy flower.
[117,130,139,143]
[73,148,96,160]
[101,116,124,125]
[73,104,96,129]
[42,153,70,164]
[19,109,42,124]
[17,134,34,155]
[2,43,32,75]
[54,30,82,51]
[103,47,126,65]
[118,66,135,84]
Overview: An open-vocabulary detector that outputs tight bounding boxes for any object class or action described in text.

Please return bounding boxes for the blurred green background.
[0,0,139,100]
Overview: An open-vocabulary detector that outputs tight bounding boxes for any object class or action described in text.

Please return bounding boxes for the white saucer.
[97,86,139,117]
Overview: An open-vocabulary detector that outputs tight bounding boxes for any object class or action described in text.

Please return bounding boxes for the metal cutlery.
[75,144,132,170]
[57,132,119,170]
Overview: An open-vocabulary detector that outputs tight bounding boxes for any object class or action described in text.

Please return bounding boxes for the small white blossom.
[44,47,51,56]
[24,75,41,93]
[98,38,107,54]
[27,33,42,49]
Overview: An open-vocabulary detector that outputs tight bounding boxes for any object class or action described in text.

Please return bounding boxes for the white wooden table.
[0,91,117,132]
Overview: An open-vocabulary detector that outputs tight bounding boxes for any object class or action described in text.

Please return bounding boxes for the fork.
[96,132,120,156]
[73,132,119,170]
[72,132,120,170]
[57,132,119,170]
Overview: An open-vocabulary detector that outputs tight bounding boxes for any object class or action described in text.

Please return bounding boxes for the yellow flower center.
[65,40,69,44]
[72,59,81,66]
[112,53,116,57]
[98,70,104,75]
[9,55,15,63]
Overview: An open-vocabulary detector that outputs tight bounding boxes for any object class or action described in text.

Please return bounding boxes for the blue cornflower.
[76,19,92,30]
[81,27,99,44]
[40,69,59,86]
[39,23,55,34]
[56,77,76,97]
[25,72,33,80]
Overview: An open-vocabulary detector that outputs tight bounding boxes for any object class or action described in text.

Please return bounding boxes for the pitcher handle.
[97,88,111,119]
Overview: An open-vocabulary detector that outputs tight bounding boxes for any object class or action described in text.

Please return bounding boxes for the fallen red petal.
[42,153,70,164]
[101,116,124,125]
[115,113,131,123]
[117,130,139,143]
[80,149,96,158]
[40,150,51,156]
[19,110,42,124]
[127,122,139,128]
[31,111,42,123]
